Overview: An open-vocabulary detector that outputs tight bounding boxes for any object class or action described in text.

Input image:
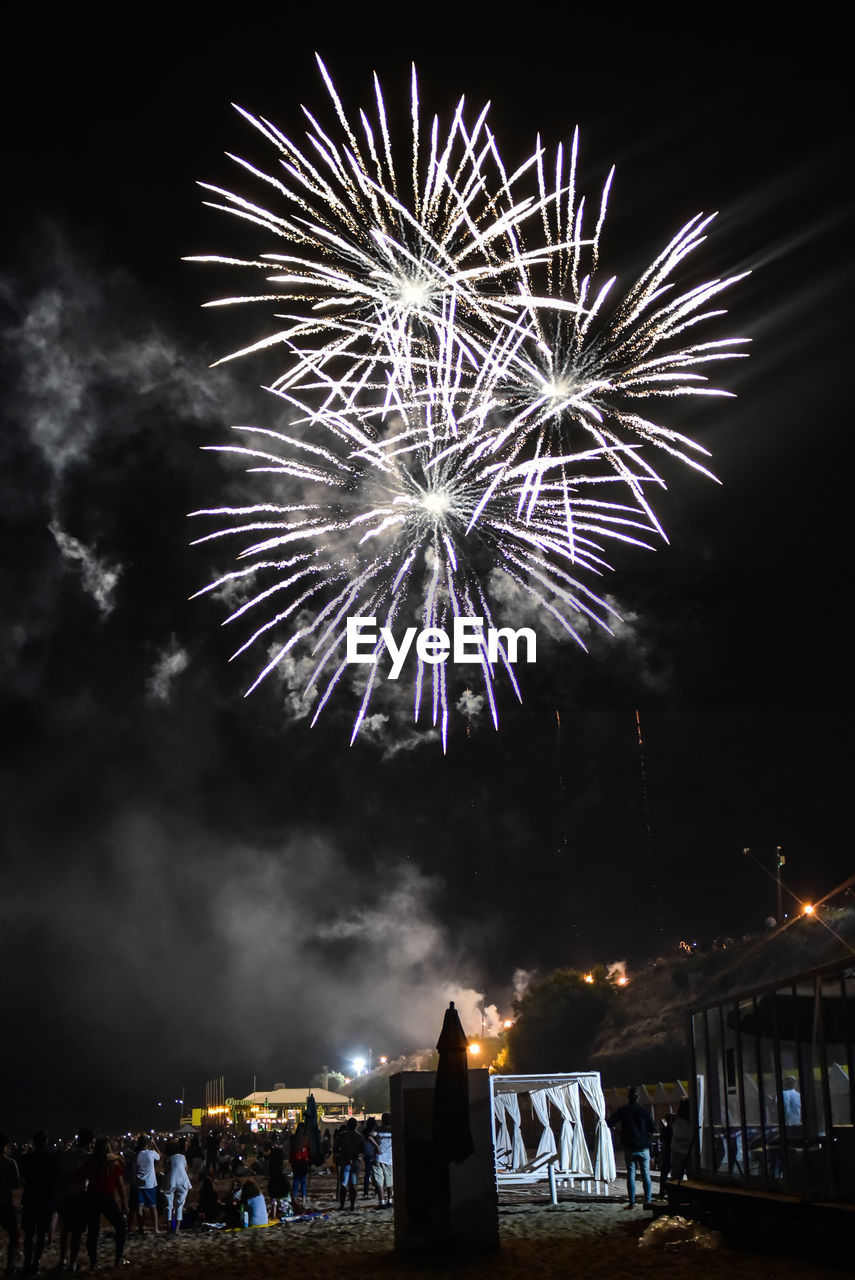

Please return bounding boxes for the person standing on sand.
[335,1119,365,1211]
[56,1128,94,1273]
[205,1128,220,1178]
[187,1133,203,1181]
[609,1087,655,1210]
[0,1132,21,1278]
[84,1136,127,1271]
[371,1113,393,1208]
[132,1134,161,1235]
[20,1129,55,1275]
[668,1098,694,1184]
[289,1122,311,1207]
[361,1118,379,1199]
[162,1140,193,1232]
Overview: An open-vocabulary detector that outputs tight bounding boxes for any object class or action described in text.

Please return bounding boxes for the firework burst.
[189,60,747,746]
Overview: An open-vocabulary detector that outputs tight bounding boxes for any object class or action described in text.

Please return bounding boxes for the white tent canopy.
[491,1073,616,1186]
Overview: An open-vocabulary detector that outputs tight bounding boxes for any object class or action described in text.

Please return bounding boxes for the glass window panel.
[692,1010,712,1176]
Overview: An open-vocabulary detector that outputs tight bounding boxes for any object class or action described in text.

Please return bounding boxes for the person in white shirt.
[371,1113,394,1207]
[132,1135,161,1235]
[162,1141,193,1232]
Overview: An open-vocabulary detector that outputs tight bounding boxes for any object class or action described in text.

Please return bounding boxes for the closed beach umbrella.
[433,1000,475,1164]
[305,1093,323,1166]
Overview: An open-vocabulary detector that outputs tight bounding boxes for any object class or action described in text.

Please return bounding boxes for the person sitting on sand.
[196,1176,222,1226]
[240,1180,268,1227]
[267,1136,290,1221]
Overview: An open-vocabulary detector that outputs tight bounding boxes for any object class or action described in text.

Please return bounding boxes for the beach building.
[675,955,853,1252]
[226,1085,353,1129]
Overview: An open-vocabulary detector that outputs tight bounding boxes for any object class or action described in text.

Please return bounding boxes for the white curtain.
[547,1083,593,1175]
[578,1074,616,1181]
[502,1090,528,1170]
[529,1089,557,1161]
[492,1092,512,1169]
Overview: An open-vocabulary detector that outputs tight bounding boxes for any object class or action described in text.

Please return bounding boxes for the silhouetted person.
[335,1118,365,1211]
[85,1136,127,1271]
[187,1134,203,1181]
[657,1112,673,1196]
[0,1132,21,1277]
[609,1087,655,1209]
[361,1118,379,1198]
[267,1138,290,1220]
[669,1098,694,1182]
[205,1128,220,1178]
[196,1176,221,1226]
[20,1129,55,1274]
[290,1123,311,1207]
[56,1128,94,1272]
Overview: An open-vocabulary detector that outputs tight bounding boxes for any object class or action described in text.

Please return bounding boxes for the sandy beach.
[22,1178,846,1279]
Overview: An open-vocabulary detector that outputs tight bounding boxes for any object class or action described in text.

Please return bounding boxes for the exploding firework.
[189,59,747,746]
[190,392,655,749]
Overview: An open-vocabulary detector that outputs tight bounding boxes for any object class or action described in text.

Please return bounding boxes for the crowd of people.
[0,1113,394,1275]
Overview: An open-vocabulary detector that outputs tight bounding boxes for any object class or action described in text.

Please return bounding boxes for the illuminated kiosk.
[678,956,854,1255]
[228,1086,353,1129]
[491,1073,616,1200]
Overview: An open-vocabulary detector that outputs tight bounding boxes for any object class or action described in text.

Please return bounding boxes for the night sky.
[2,9,851,1136]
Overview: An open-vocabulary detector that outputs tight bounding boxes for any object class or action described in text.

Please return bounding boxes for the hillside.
[588,907,855,1086]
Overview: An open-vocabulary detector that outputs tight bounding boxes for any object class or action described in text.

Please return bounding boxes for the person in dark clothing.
[334,1118,365,1211]
[205,1128,220,1178]
[84,1136,127,1271]
[0,1132,21,1278]
[267,1137,290,1220]
[361,1118,379,1199]
[289,1123,311,1207]
[56,1128,94,1272]
[20,1130,55,1275]
[196,1176,222,1226]
[609,1086,655,1209]
[657,1112,673,1197]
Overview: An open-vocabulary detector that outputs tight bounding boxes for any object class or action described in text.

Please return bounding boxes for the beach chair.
[496,1152,561,1204]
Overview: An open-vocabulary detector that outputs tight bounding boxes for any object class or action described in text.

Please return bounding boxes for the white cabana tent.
[491,1073,616,1193]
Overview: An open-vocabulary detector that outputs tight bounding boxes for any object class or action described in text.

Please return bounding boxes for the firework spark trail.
[189,60,747,745]
[190,391,657,748]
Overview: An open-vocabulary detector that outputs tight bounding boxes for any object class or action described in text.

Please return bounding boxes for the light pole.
[776,847,785,923]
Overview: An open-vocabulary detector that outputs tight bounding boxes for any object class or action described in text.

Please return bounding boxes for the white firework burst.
[190,391,657,750]
[189,60,747,746]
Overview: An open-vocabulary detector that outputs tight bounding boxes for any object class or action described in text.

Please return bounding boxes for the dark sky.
[2,9,851,1136]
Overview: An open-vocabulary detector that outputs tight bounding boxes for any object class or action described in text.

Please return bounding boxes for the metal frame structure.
[689,956,854,1202]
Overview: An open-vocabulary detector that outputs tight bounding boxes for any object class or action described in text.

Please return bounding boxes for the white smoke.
[147,637,190,703]
[49,523,122,615]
